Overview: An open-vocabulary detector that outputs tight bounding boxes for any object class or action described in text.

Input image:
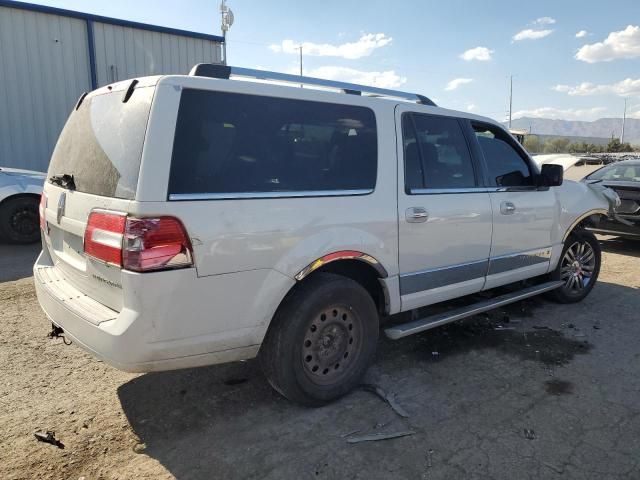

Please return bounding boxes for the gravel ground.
[1,237,639,479]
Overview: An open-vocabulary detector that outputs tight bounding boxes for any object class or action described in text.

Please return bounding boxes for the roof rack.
[188,64,437,107]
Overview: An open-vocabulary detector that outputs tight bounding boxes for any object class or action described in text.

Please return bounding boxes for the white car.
[35,66,616,405]
[0,167,45,243]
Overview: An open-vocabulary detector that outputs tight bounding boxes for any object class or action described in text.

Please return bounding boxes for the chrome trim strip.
[487,247,552,276]
[295,251,388,281]
[399,259,489,295]
[409,187,491,195]
[562,209,608,242]
[169,189,373,201]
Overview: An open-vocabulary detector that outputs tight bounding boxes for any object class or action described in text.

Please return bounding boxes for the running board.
[384,281,564,340]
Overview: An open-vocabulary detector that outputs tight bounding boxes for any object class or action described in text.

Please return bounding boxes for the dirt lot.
[1,238,639,480]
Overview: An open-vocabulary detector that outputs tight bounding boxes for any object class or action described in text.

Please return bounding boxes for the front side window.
[169,90,377,196]
[473,124,534,187]
[402,113,476,191]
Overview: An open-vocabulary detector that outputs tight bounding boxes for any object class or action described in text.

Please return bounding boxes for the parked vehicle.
[34,66,617,405]
[582,159,640,239]
[0,167,45,243]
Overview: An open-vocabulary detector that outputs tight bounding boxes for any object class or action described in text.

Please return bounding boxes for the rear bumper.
[33,251,290,372]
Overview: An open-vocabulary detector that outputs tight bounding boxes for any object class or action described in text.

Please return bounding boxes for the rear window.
[168,89,377,197]
[48,87,154,199]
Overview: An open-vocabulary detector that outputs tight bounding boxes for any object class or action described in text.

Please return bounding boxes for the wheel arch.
[562,208,608,242]
[0,192,41,209]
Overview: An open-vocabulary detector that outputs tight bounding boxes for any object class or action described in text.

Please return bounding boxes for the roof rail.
[188,64,437,106]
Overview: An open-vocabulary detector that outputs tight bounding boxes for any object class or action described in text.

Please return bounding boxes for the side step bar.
[384,281,564,340]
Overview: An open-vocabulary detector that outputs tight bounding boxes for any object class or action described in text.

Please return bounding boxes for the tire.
[548,229,601,303]
[260,273,379,406]
[0,196,41,244]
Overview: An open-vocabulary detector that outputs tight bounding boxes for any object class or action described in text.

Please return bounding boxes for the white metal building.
[0,0,224,172]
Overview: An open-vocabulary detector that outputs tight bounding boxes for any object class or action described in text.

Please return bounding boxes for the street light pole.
[508,75,513,129]
[621,98,627,144]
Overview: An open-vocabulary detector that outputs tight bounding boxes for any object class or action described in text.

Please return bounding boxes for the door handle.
[500,201,516,215]
[406,207,428,223]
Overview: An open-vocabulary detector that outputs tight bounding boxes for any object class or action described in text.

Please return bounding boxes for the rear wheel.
[0,196,40,244]
[260,273,379,406]
[549,229,601,303]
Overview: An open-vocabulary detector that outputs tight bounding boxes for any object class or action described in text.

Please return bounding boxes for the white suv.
[35,65,615,405]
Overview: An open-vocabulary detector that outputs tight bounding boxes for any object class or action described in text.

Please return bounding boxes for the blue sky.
[30,0,640,121]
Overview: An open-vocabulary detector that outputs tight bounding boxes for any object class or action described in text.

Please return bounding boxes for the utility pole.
[621,98,627,144]
[298,45,303,87]
[508,75,513,129]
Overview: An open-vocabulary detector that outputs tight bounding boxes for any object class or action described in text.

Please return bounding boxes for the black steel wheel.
[0,196,41,244]
[260,273,379,406]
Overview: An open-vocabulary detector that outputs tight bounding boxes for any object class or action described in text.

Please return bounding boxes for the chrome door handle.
[500,201,516,215]
[406,207,428,223]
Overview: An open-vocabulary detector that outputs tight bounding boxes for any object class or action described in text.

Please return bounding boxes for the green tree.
[543,137,571,153]
[523,135,543,153]
[607,137,633,152]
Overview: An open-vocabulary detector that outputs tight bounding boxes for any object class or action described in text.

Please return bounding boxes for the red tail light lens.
[84,211,126,266]
[83,211,193,272]
[39,193,47,231]
[122,217,193,272]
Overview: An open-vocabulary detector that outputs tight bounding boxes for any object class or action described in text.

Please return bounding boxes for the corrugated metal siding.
[0,6,91,171]
[93,22,221,86]
[0,4,222,172]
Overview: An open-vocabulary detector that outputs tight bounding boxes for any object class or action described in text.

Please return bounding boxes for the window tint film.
[48,87,154,199]
[473,125,534,187]
[402,113,476,191]
[169,90,377,195]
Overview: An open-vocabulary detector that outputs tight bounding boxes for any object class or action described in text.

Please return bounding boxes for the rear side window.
[402,113,476,191]
[168,90,377,196]
[48,87,154,199]
[473,124,534,187]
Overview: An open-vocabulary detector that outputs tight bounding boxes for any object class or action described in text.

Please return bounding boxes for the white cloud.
[269,33,392,60]
[460,46,493,61]
[552,78,640,97]
[513,28,554,41]
[297,66,406,89]
[576,25,640,63]
[513,107,607,121]
[467,104,476,111]
[575,30,589,38]
[445,78,473,91]
[534,17,556,25]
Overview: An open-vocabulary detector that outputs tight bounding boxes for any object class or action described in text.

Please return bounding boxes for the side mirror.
[539,164,563,187]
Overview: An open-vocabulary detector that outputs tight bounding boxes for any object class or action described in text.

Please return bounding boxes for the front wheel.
[548,229,601,303]
[260,273,379,406]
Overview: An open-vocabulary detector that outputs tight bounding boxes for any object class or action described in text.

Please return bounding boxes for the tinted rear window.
[168,89,377,196]
[48,87,154,199]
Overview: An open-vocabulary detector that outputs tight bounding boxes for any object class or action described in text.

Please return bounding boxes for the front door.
[470,122,557,289]
[396,107,493,310]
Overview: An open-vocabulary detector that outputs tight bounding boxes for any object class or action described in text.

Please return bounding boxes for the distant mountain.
[508,117,640,145]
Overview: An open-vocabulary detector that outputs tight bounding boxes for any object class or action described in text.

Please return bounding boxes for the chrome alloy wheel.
[301,305,362,386]
[560,241,596,293]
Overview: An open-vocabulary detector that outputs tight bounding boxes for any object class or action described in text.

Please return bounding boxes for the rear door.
[396,107,493,310]
[40,82,155,312]
[469,122,557,289]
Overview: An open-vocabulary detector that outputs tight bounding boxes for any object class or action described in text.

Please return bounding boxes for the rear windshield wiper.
[49,173,76,190]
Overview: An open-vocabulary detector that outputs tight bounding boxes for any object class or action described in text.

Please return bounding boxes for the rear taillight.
[39,193,47,231]
[122,217,193,272]
[83,210,193,272]
[84,211,126,266]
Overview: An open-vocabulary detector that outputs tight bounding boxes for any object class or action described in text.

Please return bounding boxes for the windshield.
[48,87,154,199]
[587,163,640,182]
